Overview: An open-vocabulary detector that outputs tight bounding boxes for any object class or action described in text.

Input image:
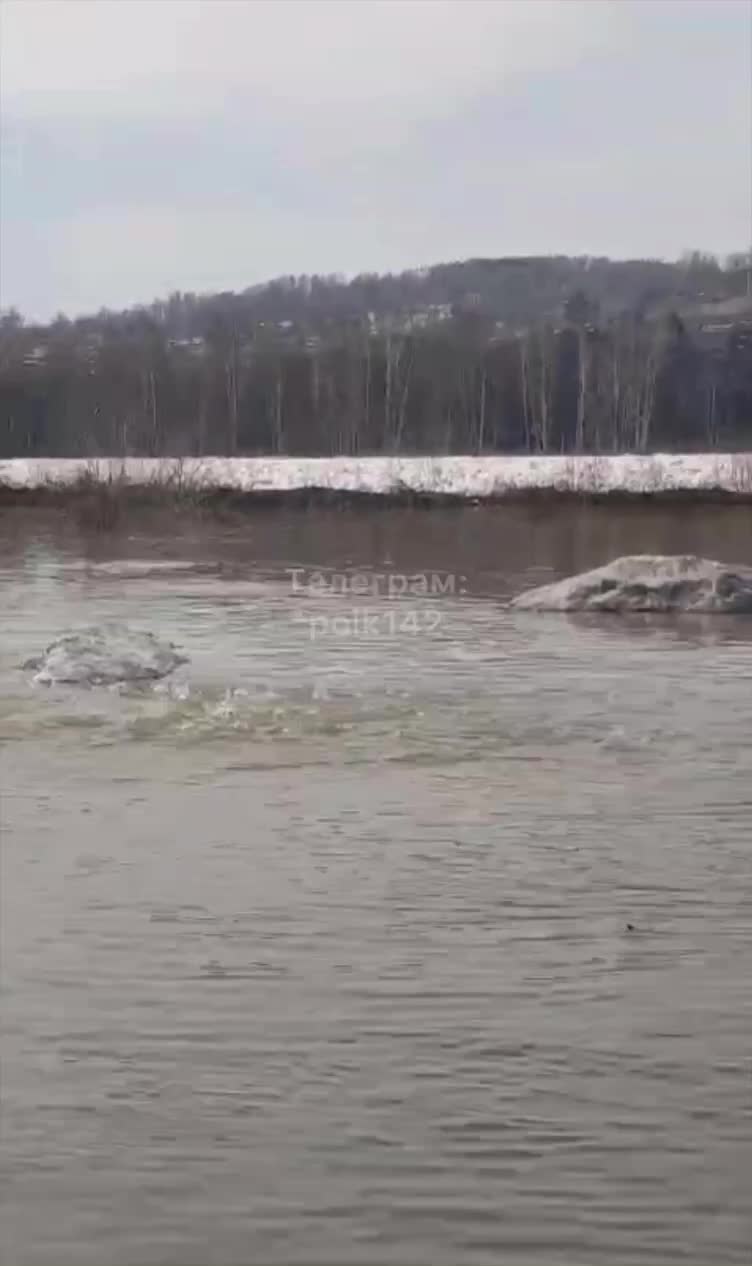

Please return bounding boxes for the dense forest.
[1,252,751,458]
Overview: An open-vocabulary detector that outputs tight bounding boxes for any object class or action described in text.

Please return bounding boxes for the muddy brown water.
[1,502,752,1266]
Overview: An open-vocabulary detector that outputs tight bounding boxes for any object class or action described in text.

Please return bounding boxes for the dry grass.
[40,459,215,531]
[725,454,752,494]
[555,457,612,494]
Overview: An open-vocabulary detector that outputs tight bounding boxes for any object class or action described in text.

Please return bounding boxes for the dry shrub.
[68,466,126,531]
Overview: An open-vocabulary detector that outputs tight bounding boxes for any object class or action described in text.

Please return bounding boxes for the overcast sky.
[1,0,750,320]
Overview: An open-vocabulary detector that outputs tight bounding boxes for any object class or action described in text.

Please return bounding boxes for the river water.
[1,502,751,1266]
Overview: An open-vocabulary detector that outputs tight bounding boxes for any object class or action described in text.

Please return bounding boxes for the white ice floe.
[511,555,752,614]
[24,623,189,685]
[1,453,751,497]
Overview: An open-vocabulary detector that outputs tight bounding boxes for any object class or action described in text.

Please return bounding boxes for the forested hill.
[1,252,751,458]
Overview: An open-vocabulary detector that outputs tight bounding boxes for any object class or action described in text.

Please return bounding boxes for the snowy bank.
[1,454,752,498]
[511,555,752,614]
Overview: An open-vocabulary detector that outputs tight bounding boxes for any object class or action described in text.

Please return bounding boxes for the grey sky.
[1,0,750,320]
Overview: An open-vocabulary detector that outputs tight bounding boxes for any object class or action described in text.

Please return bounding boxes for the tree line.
[1,253,750,457]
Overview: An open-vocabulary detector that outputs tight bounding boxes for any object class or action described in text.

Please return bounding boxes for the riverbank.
[1,454,752,527]
[1,453,751,494]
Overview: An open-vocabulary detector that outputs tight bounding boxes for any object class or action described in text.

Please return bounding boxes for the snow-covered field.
[1,453,752,497]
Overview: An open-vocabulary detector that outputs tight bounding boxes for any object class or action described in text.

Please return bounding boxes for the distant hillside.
[37,251,752,336]
[4,251,750,338]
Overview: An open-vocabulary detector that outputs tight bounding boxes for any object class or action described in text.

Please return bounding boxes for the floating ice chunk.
[511,555,752,614]
[24,622,188,685]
